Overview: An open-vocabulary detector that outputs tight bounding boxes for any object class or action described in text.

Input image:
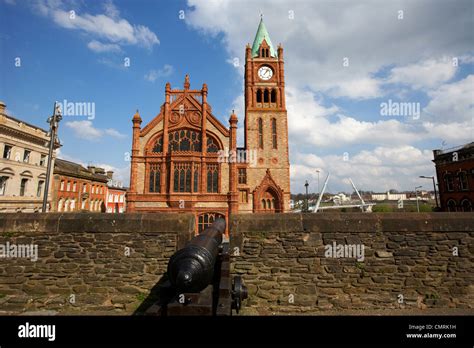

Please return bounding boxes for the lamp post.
[304,180,309,213]
[42,102,62,213]
[415,185,422,213]
[419,175,439,209]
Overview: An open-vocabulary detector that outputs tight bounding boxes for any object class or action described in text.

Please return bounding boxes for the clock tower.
[242,18,290,213]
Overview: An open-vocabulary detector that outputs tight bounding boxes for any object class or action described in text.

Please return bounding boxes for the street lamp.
[304,180,309,213]
[419,175,439,209]
[42,102,62,212]
[415,185,422,213]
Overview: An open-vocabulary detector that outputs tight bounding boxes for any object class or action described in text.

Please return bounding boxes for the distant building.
[52,159,108,212]
[332,193,350,205]
[371,192,407,201]
[105,171,127,213]
[433,142,473,212]
[0,101,60,212]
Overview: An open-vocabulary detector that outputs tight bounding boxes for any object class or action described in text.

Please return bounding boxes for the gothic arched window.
[258,118,264,149]
[207,136,220,153]
[207,164,218,193]
[256,89,262,103]
[271,89,277,103]
[264,89,270,103]
[152,136,163,152]
[174,162,192,192]
[149,164,161,192]
[271,118,277,149]
[168,129,201,152]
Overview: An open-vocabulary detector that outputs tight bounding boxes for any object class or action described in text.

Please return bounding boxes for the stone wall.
[0,213,194,314]
[230,213,474,314]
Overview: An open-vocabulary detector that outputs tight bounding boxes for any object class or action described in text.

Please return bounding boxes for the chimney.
[87,165,96,174]
[0,101,6,115]
[106,171,114,179]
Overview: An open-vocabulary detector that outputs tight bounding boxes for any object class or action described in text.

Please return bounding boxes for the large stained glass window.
[149,164,161,192]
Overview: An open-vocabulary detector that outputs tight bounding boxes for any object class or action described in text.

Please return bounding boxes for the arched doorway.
[197,212,225,234]
[261,189,278,212]
[446,199,457,212]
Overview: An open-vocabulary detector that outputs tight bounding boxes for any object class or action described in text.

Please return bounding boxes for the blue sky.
[1,0,473,193]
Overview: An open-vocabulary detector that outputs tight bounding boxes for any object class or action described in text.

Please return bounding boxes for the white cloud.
[423,74,474,124]
[34,0,159,51]
[144,64,174,82]
[87,40,121,53]
[387,57,457,90]
[65,120,126,141]
[290,146,435,193]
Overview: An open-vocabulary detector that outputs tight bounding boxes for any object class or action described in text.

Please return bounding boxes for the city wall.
[0,212,472,315]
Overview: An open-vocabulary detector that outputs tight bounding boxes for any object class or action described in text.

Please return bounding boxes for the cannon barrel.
[167,218,225,293]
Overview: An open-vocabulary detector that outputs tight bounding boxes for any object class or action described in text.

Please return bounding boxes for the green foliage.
[372,204,393,212]
[136,293,146,302]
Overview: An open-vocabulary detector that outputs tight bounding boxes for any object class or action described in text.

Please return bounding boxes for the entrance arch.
[253,169,284,213]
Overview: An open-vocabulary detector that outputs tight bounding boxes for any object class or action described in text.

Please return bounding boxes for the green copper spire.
[251,17,277,58]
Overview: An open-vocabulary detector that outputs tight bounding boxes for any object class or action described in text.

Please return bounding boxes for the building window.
[3,145,12,159]
[271,118,277,149]
[58,199,64,212]
[256,89,262,103]
[207,164,218,193]
[446,199,456,212]
[459,171,468,191]
[0,176,8,195]
[239,190,248,203]
[258,118,263,149]
[20,178,28,196]
[271,89,277,103]
[70,199,76,211]
[37,180,44,197]
[40,154,47,166]
[23,150,31,163]
[193,163,200,192]
[169,129,202,152]
[83,183,87,193]
[60,180,65,191]
[207,137,220,153]
[461,199,472,212]
[81,199,86,210]
[445,174,454,192]
[152,136,163,153]
[238,168,247,184]
[73,182,77,192]
[66,182,71,191]
[149,164,161,193]
[174,162,192,192]
[264,89,269,103]
[198,213,225,234]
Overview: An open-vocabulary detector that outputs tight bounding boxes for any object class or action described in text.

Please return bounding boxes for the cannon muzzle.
[167,218,225,293]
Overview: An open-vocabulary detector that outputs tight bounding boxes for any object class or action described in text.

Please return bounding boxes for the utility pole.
[316,169,321,198]
[42,102,62,213]
[415,185,422,213]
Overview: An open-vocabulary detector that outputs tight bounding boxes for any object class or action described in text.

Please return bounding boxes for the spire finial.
[184,74,190,90]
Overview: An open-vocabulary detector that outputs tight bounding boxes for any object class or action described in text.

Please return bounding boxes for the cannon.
[146,218,248,316]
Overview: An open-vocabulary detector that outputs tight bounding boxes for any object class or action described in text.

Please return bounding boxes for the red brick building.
[106,171,127,213]
[52,159,108,212]
[127,19,290,232]
[433,142,474,212]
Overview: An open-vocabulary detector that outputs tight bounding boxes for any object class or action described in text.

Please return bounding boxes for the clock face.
[258,66,273,80]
